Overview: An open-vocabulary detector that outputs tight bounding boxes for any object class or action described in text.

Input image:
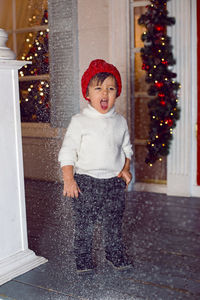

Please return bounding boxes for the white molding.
[134,182,167,194]
[21,123,65,139]
[0,249,47,286]
[190,0,198,195]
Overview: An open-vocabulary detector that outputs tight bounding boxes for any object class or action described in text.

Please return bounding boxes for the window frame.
[8,0,57,137]
[130,0,149,147]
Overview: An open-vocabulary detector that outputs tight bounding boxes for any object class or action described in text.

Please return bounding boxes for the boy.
[58,59,133,273]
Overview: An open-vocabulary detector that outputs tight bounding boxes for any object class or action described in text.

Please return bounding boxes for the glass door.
[130,0,167,184]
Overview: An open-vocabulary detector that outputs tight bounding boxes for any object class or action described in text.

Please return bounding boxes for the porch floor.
[0,180,200,299]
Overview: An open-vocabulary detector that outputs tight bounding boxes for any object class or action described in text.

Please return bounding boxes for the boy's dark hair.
[86,72,118,97]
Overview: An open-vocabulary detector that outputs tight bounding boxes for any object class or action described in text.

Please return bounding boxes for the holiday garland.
[138,0,180,165]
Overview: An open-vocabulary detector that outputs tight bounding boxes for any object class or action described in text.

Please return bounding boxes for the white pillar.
[167,0,196,196]
[0,29,47,286]
[108,0,130,120]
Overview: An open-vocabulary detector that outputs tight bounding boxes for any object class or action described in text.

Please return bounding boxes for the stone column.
[0,29,47,285]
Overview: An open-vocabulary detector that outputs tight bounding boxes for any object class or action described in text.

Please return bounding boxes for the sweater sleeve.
[58,116,82,168]
[122,119,133,160]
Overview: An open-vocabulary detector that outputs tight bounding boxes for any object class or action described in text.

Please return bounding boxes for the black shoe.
[106,254,132,270]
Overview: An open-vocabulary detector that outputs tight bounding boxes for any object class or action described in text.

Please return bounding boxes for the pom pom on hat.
[81,59,122,101]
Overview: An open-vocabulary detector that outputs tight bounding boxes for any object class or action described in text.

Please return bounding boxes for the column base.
[167,174,191,196]
[0,249,47,286]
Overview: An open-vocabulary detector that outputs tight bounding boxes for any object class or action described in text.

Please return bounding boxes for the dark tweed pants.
[72,174,126,263]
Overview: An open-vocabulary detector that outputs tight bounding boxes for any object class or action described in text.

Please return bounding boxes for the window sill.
[21,122,66,139]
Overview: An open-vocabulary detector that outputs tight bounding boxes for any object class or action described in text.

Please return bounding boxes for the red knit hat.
[81,59,122,101]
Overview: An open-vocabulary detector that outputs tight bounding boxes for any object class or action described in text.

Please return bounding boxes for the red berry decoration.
[155,82,164,88]
[155,25,165,32]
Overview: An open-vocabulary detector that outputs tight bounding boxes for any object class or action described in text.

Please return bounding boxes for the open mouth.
[100,99,108,110]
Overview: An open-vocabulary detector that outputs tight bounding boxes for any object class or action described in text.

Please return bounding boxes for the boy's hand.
[117,169,132,187]
[117,158,132,187]
[62,165,81,198]
[63,178,81,198]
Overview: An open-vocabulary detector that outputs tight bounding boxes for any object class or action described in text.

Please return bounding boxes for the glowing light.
[21,56,25,60]
[41,81,45,85]
[25,98,29,102]
[40,92,44,96]
[162,144,165,147]
[159,158,162,161]
[149,163,153,167]
[38,47,41,50]
[29,33,33,37]
[26,38,30,42]
[28,88,31,92]
[47,28,49,32]
[40,31,43,35]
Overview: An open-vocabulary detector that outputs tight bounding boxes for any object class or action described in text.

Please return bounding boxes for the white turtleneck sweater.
[58,104,133,179]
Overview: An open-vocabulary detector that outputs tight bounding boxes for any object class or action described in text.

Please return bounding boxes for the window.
[0,0,50,123]
[130,0,167,183]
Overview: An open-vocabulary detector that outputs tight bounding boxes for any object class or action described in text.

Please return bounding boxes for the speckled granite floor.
[0,180,200,300]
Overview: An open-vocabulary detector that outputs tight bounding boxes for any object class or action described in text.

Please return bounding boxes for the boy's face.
[87,76,118,114]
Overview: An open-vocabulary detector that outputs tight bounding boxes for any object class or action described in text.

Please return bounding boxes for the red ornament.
[142,63,149,70]
[160,100,166,106]
[155,25,165,32]
[161,60,168,65]
[158,93,165,98]
[165,119,173,126]
[155,82,164,88]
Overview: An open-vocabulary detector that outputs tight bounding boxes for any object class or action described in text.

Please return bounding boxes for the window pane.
[134,6,146,48]
[19,80,50,123]
[135,145,167,182]
[134,52,148,93]
[0,0,13,30]
[135,96,150,140]
[16,0,48,29]
[17,30,49,75]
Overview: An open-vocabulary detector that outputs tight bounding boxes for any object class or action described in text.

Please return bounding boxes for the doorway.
[130,1,167,186]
